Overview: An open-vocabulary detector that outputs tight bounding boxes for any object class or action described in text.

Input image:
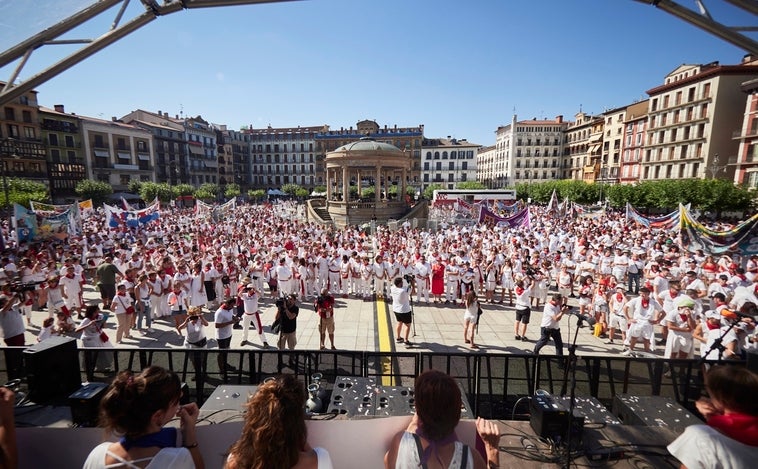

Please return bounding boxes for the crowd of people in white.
[0,200,755,362]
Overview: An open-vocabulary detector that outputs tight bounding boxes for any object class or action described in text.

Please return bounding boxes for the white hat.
[246,283,255,289]
[705,310,721,320]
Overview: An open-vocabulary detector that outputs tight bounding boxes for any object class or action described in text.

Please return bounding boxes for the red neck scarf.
[515,287,524,296]
[708,412,758,446]
[641,298,649,309]
[615,293,624,302]
[670,291,678,299]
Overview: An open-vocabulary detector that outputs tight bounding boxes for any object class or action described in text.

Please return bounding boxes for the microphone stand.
[560,314,584,469]
[698,318,739,366]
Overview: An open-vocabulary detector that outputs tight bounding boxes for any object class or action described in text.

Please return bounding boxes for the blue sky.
[0,0,750,146]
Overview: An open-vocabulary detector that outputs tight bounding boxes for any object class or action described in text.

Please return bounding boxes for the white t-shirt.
[668,424,758,469]
[214,306,234,340]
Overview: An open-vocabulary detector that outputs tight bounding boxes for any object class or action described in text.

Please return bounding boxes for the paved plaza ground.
[21,282,638,358]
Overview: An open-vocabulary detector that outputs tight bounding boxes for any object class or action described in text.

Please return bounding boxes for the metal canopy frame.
[634,0,758,56]
[0,0,298,105]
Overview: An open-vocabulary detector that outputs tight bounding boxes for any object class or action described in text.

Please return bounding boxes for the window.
[4,107,14,120]
[703,83,711,98]
[434,152,440,160]
[51,149,60,162]
[94,135,105,148]
[462,162,468,170]
[426,151,432,160]
[442,151,448,160]
[448,162,454,170]
[49,134,59,146]
[22,110,32,123]
[120,175,130,186]
[424,162,429,170]
[65,135,74,147]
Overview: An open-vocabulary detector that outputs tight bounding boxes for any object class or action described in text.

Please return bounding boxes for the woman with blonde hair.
[226,374,333,469]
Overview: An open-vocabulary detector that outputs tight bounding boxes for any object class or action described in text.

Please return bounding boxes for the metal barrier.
[1,347,730,419]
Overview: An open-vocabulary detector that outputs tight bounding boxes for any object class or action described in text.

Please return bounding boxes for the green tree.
[224,183,241,199]
[281,183,301,196]
[195,183,219,201]
[423,183,444,200]
[7,178,49,208]
[138,182,173,203]
[248,189,266,202]
[361,186,375,200]
[455,181,485,190]
[75,180,112,207]
[295,188,309,199]
[127,180,143,195]
[173,184,195,197]
[313,185,326,194]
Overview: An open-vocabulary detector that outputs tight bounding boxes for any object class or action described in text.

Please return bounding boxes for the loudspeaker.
[200,385,258,412]
[69,382,108,427]
[612,394,697,434]
[23,336,81,403]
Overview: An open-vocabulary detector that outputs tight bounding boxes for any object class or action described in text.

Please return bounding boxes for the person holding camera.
[315,288,336,350]
[275,294,299,350]
[214,298,239,372]
[533,293,567,357]
[513,277,533,341]
[391,277,413,346]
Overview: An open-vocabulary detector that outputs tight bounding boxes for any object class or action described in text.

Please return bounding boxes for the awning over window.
[588,144,601,153]
[137,154,150,161]
[188,146,204,155]
[117,152,131,160]
[94,150,109,158]
[204,160,218,169]
[588,133,602,143]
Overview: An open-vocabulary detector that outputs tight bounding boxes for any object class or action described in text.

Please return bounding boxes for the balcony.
[734,128,758,140]
[113,163,138,171]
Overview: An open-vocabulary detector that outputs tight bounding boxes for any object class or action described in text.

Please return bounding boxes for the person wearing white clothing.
[623,286,663,355]
[240,284,268,348]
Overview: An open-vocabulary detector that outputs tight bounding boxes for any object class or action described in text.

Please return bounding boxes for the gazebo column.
[342,166,349,201]
[375,166,382,204]
[401,168,407,202]
[356,170,361,200]
[326,168,332,200]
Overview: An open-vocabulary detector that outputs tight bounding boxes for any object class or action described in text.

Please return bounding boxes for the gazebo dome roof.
[334,137,403,153]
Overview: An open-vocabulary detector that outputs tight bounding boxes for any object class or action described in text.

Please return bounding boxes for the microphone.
[567,308,596,326]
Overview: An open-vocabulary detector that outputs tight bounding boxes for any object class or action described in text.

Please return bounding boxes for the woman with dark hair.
[83,366,203,469]
[384,370,500,469]
[226,374,333,469]
[668,365,758,468]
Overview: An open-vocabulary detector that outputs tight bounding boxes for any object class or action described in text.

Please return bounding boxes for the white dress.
[82,442,194,469]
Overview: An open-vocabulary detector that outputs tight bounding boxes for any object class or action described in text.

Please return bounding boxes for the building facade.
[182,116,217,186]
[246,125,321,190]
[81,116,155,191]
[420,138,479,191]
[121,110,188,185]
[495,115,566,186]
[0,82,48,195]
[599,106,627,184]
[220,127,251,192]
[734,78,758,187]
[619,100,648,184]
[643,59,758,181]
[476,145,499,187]
[39,105,85,202]
[564,112,602,181]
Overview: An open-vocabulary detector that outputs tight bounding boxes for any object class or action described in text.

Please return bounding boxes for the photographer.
[315,288,336,350]
[513,277,533,341]
[533,293,568,357]
[275,293,299,350]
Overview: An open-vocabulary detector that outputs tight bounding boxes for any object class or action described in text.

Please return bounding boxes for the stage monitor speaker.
[23,336,81,403]
[200,385,258,412]
[612,394,697,434]
[69,382,108,427]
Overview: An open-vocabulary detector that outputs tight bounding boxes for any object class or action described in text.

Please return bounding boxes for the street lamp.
[709,153,726,179]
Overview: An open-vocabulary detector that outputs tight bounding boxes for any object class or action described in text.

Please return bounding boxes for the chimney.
[556,115,563,123]
[176,114,179,119]
[112,117,117,122]
[54,104,65,113]
[158,110,162,117]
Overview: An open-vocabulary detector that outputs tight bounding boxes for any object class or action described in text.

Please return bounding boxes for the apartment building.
[246,125,322,190]
[734,77,758,188]
[0,82,48,192]
[39,105,85,202]
[82,116,155,191]
[620,100,649,184]
[599,106,627,184]
[219,127,251,192]
[121,110,188,185]
[315,120,423,188]
[643,58,758,181]
[476,145,499,187]
[420,137,479,191]
[494,115,567,186]
[182,116,217,186]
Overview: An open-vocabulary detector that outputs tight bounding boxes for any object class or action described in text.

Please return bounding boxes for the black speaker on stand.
[23,336,81,403]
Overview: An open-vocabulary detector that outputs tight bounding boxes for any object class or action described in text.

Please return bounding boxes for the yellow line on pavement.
[375,295,395,386]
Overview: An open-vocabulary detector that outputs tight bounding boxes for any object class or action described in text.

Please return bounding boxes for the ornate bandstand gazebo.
[323,137,413,227]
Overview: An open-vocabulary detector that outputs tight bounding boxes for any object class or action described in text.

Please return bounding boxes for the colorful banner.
[29,201,70,214]
[37,209,71,240]
[13,204,37,243]
[78,199,94,218]
[546,189,559,213]
[625,202,682,231]
[104,200,161,229]
[679,204,758,255]
[478,205,530,228]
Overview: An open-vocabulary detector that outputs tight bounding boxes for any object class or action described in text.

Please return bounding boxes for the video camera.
[7,281,40,294]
